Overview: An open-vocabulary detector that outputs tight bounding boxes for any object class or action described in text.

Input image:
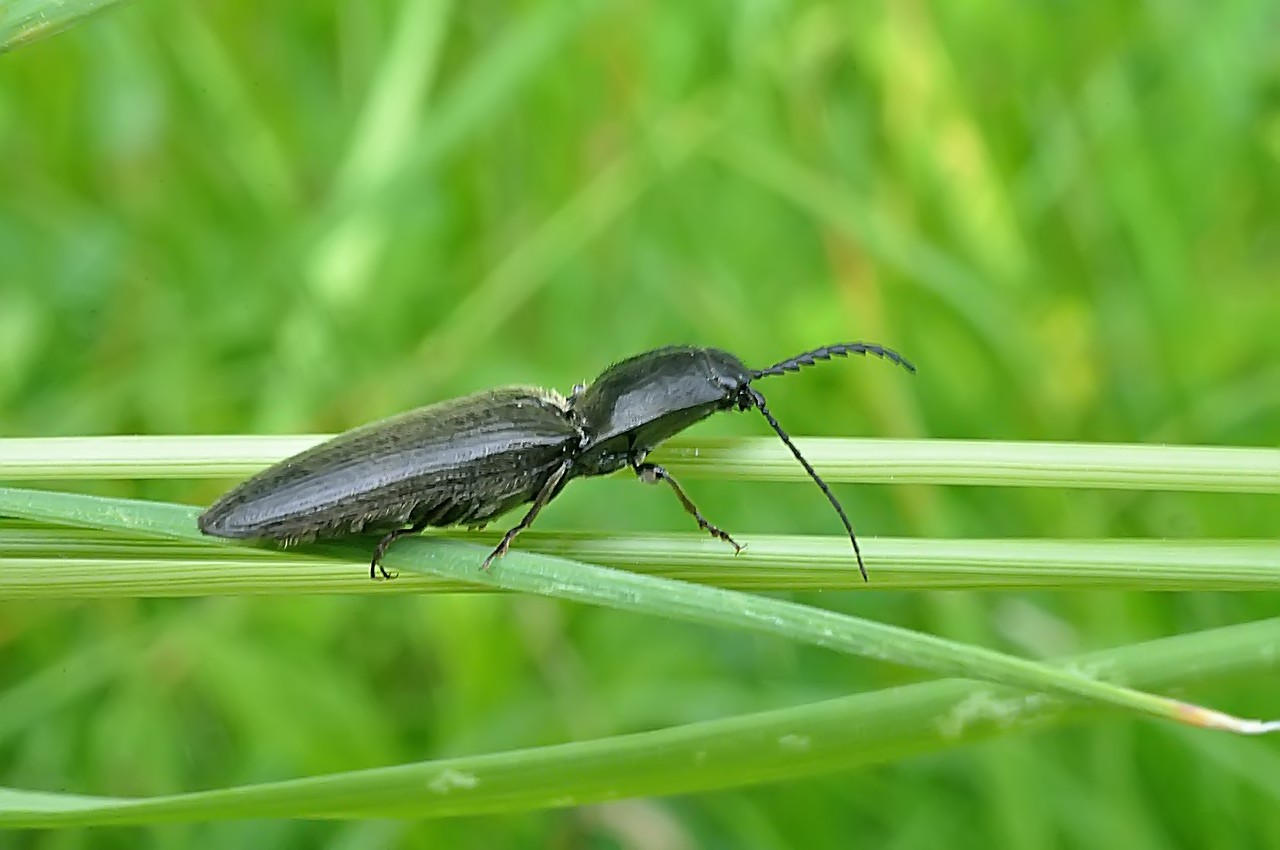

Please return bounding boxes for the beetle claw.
[719,531,744,554]
[369,558,397,580]
[480,544,505,571]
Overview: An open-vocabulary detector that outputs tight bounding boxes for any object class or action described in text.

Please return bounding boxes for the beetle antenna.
[750,390,868,581]
[751,342,916,380]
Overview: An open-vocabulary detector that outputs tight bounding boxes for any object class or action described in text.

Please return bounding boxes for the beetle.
[198,342,915,580]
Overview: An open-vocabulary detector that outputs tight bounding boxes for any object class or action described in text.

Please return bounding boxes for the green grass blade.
[1,485,1275,736]
[0,616,1275,827]
[0,0,124,53]
[2,436,1277,492]
[3,523,1278,595]
[657,438,1280,492]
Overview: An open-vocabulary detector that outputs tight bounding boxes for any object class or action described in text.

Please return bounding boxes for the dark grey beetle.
[199,343,914,580]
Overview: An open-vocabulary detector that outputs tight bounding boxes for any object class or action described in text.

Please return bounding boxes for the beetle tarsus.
[480,538,510,571]
[634,461,742,553]
[369,548,398,580]
[370,520,431,580]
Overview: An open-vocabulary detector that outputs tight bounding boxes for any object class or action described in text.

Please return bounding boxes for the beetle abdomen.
[198,387,578,543]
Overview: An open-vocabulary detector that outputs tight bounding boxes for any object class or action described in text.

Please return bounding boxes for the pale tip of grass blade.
[1174,702,1280,734]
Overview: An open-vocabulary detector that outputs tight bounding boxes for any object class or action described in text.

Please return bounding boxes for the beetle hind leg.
[633,462,742,553]
[370,519,430,580]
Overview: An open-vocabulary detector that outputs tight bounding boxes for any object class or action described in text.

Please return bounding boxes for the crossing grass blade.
[0,0,126,52]
[0,615,1275,827]
[1,485,1276,738]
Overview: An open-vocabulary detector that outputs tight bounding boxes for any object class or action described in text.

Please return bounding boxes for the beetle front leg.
[632,461,743,553]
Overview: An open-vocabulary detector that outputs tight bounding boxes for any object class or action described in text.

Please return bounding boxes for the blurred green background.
[2,0,1279,846]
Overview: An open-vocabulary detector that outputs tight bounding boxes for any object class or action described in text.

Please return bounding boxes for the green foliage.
[2,0,1279,846]
[0,613,1276,827]
[0,486,1277,827]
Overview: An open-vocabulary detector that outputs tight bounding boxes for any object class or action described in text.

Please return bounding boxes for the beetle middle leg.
[633,461,742,553]
[481,459,571,570]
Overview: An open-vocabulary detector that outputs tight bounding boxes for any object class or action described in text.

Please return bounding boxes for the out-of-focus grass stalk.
[1,616,1275,827]
[2,436,1277,492]
[1,486,1277,738]
[0,0,125,52]
[2,524,1277,596]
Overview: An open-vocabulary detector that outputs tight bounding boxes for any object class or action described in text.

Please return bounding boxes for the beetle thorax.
[568,346,752,477]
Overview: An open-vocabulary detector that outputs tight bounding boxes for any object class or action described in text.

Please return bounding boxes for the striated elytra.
[198,343,915,580]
